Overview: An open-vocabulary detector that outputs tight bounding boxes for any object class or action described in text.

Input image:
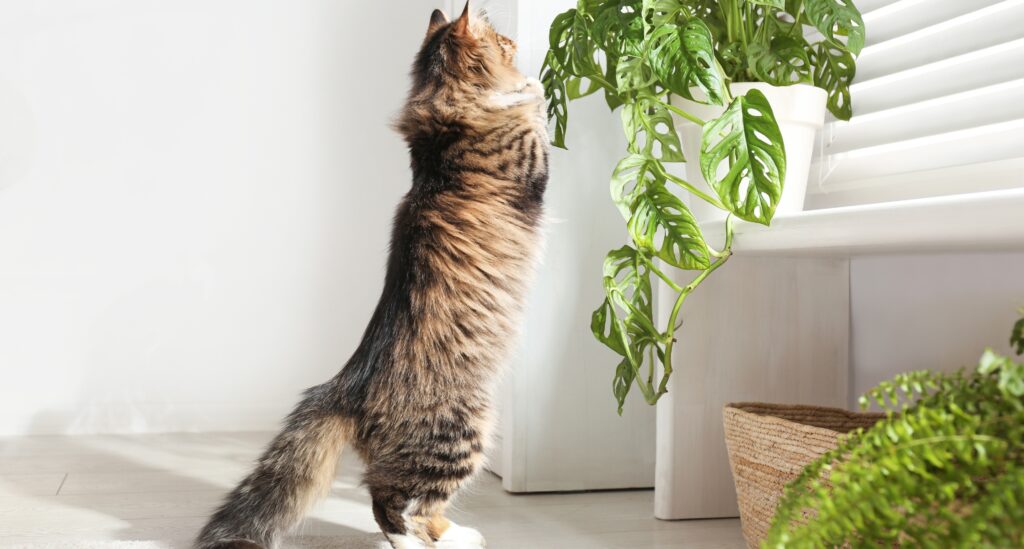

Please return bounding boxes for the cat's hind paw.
[437,523,486,548]
[384,533,429,549]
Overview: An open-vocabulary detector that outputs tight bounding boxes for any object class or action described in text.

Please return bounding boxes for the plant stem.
[789,1,805,38]
[587,72,616,92]
[662,101,706,126]
[656,165,726,210]
[647,345,656,388]
[653,216,736,399]
[649,261,685,293]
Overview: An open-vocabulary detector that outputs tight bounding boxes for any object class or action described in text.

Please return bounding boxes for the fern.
[765,316,1024,548]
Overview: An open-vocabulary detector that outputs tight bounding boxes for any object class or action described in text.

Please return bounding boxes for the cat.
[195,4,548,549]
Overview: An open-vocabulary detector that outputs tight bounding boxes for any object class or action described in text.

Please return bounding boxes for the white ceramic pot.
[671,83,827,222]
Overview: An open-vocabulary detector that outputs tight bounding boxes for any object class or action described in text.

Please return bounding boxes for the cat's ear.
[452,1,471,35]
[428,9,448,32]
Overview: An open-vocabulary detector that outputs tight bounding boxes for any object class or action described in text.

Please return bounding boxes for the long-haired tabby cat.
[196,5,547,549]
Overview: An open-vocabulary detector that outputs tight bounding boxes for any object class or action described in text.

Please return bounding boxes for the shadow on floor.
[0,414,381,547]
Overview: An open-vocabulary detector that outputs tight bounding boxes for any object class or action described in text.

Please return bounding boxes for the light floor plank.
[0,433,744,548]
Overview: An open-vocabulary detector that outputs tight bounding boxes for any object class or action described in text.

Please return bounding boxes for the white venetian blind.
[808,0,1024,209]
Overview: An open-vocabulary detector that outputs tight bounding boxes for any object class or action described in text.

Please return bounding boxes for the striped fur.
[196,5,547,549]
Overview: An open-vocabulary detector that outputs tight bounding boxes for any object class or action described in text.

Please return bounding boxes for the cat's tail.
[195,384,352,549]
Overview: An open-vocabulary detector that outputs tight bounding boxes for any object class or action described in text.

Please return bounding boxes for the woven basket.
[723,402,884,548]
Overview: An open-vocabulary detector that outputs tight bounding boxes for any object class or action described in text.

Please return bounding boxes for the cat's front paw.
[522,77,544,98]
[437,523,486,548]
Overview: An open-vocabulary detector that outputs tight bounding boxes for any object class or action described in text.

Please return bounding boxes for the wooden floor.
[0,432,744,548]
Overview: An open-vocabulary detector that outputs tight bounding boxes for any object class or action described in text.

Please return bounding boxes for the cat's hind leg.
[409,498,485,549]
[371,487,424,549]
[371,486,485,549]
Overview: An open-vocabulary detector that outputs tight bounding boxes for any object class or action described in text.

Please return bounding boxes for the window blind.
[808,0,1024,208]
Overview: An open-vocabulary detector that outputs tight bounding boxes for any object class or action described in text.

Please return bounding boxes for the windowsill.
[701,188,1024,256]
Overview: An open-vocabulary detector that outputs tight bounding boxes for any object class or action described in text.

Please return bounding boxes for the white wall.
[0,0,446,435]
[850,252,1024,403]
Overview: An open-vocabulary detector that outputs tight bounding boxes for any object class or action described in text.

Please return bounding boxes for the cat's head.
[411,3,522,93]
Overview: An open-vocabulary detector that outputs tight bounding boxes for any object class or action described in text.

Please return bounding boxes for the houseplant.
[765,311,1024,548]
[541,0,865,411]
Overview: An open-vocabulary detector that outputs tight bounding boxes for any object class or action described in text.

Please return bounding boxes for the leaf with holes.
[592,297,631,359]
[612,357,636,413]
[628,184,711,270]
[541,51,569,149]
[812,41,857,120]
[644,0,687,27]
[591,245,659,364]
[548,8,602,78]
[590,0,643,55]
[616,53,657,94]
[610,154,660,219]
[748,36,813,86]
[647,19,727,105]
[700,89,786,225]
[718,41,747,81]
[621,96,685,162]
[569,10,602,77]
[602,245,659,344]
[804,0,866,55]
[547,9,576,67]
[566,75,603,100]
[590,2,624,52]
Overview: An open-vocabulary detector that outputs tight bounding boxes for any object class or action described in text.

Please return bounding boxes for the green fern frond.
[766,318,1024,548]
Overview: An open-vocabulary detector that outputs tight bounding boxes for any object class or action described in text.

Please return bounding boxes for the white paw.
[490,91,538,109]
[437,523,486,548]
[523,76,544,96]
[385,533,429,549]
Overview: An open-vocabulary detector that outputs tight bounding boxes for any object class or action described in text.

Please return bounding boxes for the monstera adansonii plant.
[541,0,864,412]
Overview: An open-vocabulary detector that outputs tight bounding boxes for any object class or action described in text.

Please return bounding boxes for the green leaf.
[548,8,601,78]
[569,11,602,77]
[811,42,857,120]
[747,36,813,85]
[643,0,687,27]
[541,51,569,149]
[610,154,659,219]
[749,0,785,8]
[612,357,636,414]
[566,75,603,100]
[615,53,657,94]
[646,19,727,105]
[717,41,747,81]
[592,296,631,358]
[605,247,660,350]
[592,245,660,368]
[627,184,711,270]
[700,88,786,224]
[547,9,576,66]
[803,0,866,55]
[593,0,644,55]
[601,246,656,333]
[621,96,685,162]
[602,54,626,110]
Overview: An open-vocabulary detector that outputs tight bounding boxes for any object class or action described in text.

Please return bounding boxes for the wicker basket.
[723,402,884,548]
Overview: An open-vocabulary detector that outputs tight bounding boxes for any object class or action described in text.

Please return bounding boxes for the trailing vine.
[541,0,864,412]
